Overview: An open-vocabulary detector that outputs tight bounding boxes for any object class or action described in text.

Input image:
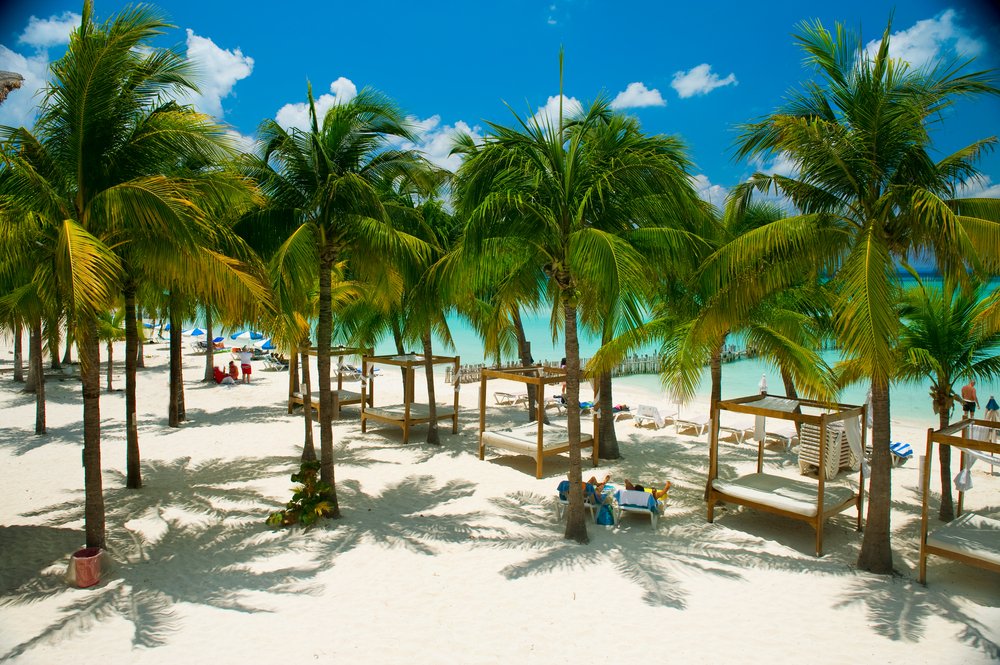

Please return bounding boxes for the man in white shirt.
[237,346,253,384]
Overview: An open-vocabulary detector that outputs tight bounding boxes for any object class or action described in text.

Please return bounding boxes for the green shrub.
[266,460,333,528]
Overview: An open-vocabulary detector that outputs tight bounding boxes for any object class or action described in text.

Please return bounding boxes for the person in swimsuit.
[961,379,979,417]
[624,478,672,500]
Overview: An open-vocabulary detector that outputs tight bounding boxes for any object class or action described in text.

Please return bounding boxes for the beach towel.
[617,489,657,511]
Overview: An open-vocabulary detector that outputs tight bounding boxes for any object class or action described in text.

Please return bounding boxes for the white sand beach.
[1,339,998,664]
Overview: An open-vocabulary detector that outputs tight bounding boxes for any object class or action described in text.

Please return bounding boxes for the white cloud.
[224,128,256,156]
[671,63,737,98]
[19,11,79,48]
[753,151,799,178]
[275,77,357,130]
[176,30,254,118]
[691,174,729,207]
[865,9,985,68]
[395,115,483,173]
[0,45,50,129]
[531,94,583,127]
[956,175,1000,199]
[610,82,665,110]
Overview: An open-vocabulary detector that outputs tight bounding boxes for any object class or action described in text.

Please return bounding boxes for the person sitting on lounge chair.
[624,478,672,500]
[569,473,612,495]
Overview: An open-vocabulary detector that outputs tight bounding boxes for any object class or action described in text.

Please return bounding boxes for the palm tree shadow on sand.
[1,456,319,660]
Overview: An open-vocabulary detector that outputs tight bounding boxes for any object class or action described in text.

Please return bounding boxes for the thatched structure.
[0,71,25,104]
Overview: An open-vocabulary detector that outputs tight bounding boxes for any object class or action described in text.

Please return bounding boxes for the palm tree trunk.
[422,328,439,445]
[78,321,106,550]
[512,308,541,421]
[13,321,24,382]
[48,321,61,371]
[31,317,45,435]
[392,320,407,383]
[935,384,954,522]
[317,247,340,517]
[562,296,588,544]
[124,287,141,489]
[135,307,145,369]
[780,366,802,434]
[168,294,183,427]
[24,322,39,393]
[203,307,215,381]
[857,377,893,574]
[289,350,300,394]
[300,346,316,463]
[597,370,619,459]
[61,329,73,366]
[106,341,113,392]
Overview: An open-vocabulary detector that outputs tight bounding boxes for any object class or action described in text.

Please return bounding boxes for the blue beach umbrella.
[142,322,155,329]
[213,336,224,343]
[262,338,275,350]
[190,328,205,337]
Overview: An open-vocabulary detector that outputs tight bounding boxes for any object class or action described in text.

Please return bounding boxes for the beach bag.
[596,502,614,526]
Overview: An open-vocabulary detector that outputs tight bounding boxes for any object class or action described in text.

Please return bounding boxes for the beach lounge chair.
[633,404,665,429]
[719,413,755,444]
[494,391,528,406]
[676,413,712,437]
[554,480,607,522]
[614,489,665,528]
[889,441,913,466]
[263,354,288,371]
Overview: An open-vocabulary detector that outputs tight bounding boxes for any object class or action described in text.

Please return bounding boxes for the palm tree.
[729,18,1000,573]
[454,73,702,543]
[240,86,427,515]
[0,2,265,545]
[895,278,1000,521]
[97,307,126,392]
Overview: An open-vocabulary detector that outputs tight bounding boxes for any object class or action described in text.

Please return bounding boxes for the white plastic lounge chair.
[719,413,755,444]
[798,423,855,479]
[263,355,288,371]
[614,489,665,528]
[758,421,799,450]
[494,391,528,406]
[633,404,665,429]
[676,413,712,437]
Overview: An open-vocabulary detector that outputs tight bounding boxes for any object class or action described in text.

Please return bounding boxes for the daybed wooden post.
[535,379,545,478]
[707,399,720,523]
[957,424,969,517]
[591,411,599,468]
[360,356,368,433]
[478,373,487,460]
[452,356,460,434]
[333,354,344,419]
[816,413,828,556]
[918,427,935,584]
[755,404,765,473]
[402,364,413,444]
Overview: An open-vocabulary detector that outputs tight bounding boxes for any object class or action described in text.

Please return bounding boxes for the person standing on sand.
[237,346,253,384]
[961,379,979,417]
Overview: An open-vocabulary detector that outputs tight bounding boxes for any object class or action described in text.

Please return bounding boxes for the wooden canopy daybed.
[478,366,598,479]
[287,346,374,419]
[918,419,1000,583]
[707,394,867,556]
[360,353,460,444]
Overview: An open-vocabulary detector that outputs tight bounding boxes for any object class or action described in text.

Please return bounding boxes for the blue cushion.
[890,442,913,458]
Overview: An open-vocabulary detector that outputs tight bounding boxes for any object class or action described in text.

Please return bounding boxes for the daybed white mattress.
[927,512,1000,566]
[712,472,856,517]
[365,403,455,420]
[482,422,593,457]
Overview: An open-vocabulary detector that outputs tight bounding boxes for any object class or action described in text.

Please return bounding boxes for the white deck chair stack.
[798,422,856,479]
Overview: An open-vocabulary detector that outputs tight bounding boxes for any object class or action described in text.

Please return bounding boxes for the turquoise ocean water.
[187,275,999,433]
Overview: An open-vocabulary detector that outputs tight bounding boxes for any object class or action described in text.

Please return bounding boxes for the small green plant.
[266,460,333,528]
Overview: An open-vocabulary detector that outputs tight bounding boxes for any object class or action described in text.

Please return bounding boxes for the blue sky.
[1,0,999,206]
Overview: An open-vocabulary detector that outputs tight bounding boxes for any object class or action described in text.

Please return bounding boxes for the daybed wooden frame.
[360,353,460,444]
[707,393,866,556]
[287,346,374,419]
[918,419,1000,583]
[478,366,598,479]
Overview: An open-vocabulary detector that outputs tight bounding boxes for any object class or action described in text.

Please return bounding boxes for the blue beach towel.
[890,442,913,459]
